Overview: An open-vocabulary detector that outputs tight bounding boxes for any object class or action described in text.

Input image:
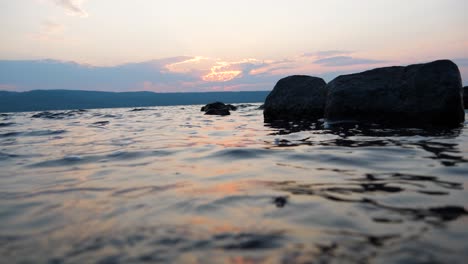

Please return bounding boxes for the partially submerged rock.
[263,75,327,121]
[325,60,464,127]
[201,102,235,116]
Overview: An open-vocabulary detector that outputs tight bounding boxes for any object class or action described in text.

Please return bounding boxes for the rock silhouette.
[201,102,235,116]
[325,60,464,127]
[263,75,327,121]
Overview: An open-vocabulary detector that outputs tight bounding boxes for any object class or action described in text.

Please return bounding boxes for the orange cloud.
[201,58,262,82]
[165,56,212,74]
[166,57,264,82]
[202,69,241,82]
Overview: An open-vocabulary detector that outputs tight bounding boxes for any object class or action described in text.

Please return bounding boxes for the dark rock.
[263,75,327,121]
[325,60,464,127]
[204,108,230,116]
[257,104,264,110]
[273,196,288,208]
[201,102,225,112]
[201,102,233,116]
[464,86,468,109]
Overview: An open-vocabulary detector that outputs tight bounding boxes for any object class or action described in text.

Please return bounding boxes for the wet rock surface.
[263,75,327,121]
[464,86,467,109]
[325,60,464,127]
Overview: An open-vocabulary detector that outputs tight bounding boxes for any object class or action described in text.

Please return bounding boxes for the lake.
[1,104,467,263]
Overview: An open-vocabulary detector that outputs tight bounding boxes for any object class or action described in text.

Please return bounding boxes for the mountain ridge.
[0,89,269,112]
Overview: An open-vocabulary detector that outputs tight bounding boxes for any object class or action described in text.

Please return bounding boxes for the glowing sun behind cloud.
[165,57,263,83]
[202,62,242,82]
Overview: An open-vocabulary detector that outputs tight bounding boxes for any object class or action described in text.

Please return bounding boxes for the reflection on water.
[0,105,467,263]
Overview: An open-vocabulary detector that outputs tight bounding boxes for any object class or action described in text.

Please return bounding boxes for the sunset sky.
[1,0,467,92]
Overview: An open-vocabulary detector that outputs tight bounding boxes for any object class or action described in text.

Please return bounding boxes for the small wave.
[31,109,87,119]
[0,131,21,137]
[106,150,172,160]
[29,150,173,167]
[129,108,155,112]
[207,148,270,160]
[25,130,68,136]
[266,172,467,224]
[0,151,20,161]
[90,121,110,126]
[28,155,89,167]
[112,183,187,198]
[62,226,285,263]
[0,122,15,127]
[0,187,113,199]
[1,130,67,137]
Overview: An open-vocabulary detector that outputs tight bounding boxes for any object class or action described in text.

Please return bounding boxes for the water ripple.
[0,105,467,263]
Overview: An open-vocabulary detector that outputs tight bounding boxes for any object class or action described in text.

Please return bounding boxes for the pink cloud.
[52,0,88,17]
[33,19,66,41]
[0,84,19,91]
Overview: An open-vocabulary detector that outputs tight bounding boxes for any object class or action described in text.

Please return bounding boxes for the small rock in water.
[273,196,288,208]
[201,102,234,116]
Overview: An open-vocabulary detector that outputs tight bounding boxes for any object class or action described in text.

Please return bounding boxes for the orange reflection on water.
[228,256,265,264]
[188,215,243,234]
[187,181,248,195]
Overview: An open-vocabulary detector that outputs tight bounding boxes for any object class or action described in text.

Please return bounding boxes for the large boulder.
[325,60,464,127]
[201,102,235,116]
[464,86,468,109]
[263,75,327,121]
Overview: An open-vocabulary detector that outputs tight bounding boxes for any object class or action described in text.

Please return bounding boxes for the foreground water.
[1,105,467,263]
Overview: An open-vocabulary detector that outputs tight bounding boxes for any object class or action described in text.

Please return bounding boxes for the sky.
[0,0,467,92]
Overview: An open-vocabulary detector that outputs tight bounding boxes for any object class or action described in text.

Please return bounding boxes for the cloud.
[34,19,66,41]
[248,59,296,76]
[202,59,263,82]
[0,53,416,93]
[52,0,88,17]
[166,57,264,82]
[302,50,353,58]
[0,84,18,91]
[0,58,196,92]
[314,56,387,67]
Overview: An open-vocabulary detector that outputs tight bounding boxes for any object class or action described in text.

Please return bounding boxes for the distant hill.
[0,90,269,112]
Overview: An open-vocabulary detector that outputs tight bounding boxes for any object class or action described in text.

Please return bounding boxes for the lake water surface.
[1,104,467,263]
